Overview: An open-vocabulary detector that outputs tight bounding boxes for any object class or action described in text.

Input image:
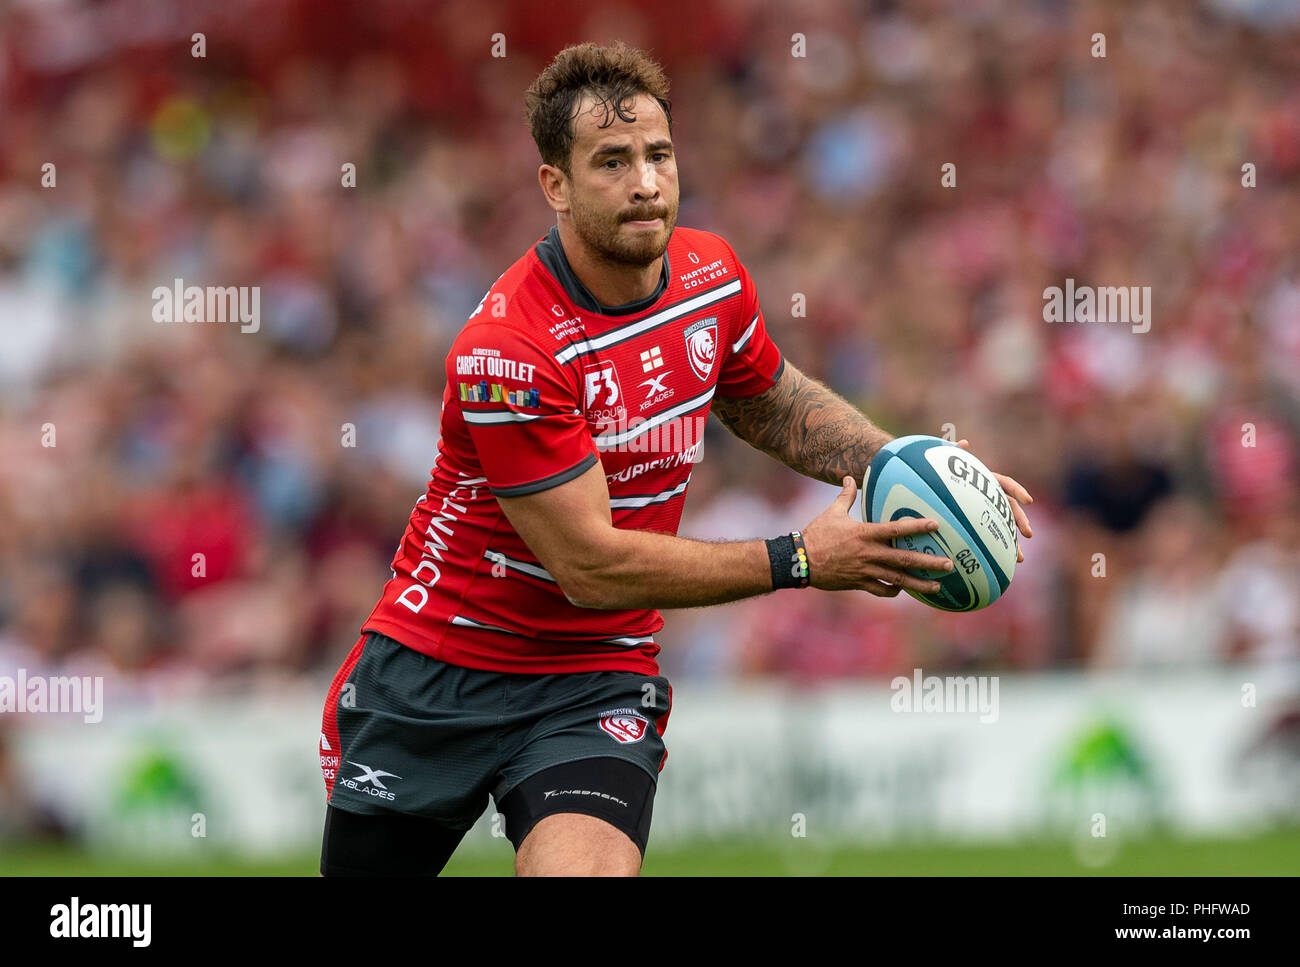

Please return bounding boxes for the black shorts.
[318,631,672,874]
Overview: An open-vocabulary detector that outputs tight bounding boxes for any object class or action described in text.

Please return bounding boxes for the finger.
[875,546,953,572]
[831,475,857,513]
[1009,496,1033,538]
[956,439,970,449]
[994,471,1033,505]
[863,580,902,598]
[866,566,942,594]
[1016,546,1024,564]
[869,516,940,540]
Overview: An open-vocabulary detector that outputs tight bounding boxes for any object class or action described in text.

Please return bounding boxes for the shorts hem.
[496,751,659,804]
[508,804,649,858]
[326,798,477,831]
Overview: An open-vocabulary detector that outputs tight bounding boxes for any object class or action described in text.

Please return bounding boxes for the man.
[318,41,1033,877]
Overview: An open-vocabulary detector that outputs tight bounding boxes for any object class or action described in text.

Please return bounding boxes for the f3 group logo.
[583,359,627,424]
[598,708,649,744]
[583,359,622,407]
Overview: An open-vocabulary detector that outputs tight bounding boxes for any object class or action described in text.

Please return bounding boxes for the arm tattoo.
[711,362,893,486]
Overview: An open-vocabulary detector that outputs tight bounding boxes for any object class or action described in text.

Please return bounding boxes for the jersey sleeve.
[448,324,597,497]
[715,251,785,398]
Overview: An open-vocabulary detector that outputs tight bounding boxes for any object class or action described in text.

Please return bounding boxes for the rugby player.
[318,41,1033,877]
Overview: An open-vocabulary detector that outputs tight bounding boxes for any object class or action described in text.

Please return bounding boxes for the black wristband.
[790,530,810,587]
[766,532,811,590]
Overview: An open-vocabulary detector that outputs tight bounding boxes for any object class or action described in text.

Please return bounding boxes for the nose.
[633,161,660,202]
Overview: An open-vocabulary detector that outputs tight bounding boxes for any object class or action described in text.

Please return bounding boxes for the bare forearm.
[564,528,774,610]
[712,362,893,485]
[497,460,954,613]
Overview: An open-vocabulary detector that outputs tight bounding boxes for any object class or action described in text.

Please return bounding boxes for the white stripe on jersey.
[608,474,692,510]
[483,548,555,583]
[732,311,760,352]
[462,409,544,425]
[603,634,657,647]
[593,386,715,448]
[450,614,653,649]
[450,614,509,633]
[554,279,742,365]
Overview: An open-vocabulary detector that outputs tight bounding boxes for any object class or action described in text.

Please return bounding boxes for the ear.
[538,164,570,215]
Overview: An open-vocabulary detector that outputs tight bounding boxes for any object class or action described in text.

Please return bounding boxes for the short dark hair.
[524,41,672,176]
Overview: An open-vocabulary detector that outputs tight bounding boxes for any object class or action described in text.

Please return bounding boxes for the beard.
[569,191,677,268]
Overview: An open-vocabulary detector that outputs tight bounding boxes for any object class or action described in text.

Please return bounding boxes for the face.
[559,91,679,267]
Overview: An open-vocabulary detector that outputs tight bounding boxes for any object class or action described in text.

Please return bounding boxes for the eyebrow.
[589,139,674,160]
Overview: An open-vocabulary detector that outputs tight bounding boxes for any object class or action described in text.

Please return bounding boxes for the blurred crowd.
[0,0,1297,701]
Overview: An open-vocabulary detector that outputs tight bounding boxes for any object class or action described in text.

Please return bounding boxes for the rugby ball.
[858,435,1017,611]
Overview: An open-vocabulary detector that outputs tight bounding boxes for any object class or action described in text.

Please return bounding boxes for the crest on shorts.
[598,708,649,744]
[683,317,718,382]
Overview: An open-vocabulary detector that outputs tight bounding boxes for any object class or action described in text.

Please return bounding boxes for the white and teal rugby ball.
[858,435,1017,612]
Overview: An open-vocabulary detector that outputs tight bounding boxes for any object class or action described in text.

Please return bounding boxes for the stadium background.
[1,0,1298,875]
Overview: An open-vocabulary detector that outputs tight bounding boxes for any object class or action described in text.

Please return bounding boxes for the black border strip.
[489,452,598,497]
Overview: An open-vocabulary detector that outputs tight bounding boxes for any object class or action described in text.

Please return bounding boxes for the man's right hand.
[801,477,953,597]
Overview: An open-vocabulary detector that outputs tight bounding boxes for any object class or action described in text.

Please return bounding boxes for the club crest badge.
[597,709,650,744]
[683,317,718,382]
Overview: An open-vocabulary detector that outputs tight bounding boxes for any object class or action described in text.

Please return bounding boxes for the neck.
[557,219,662,307]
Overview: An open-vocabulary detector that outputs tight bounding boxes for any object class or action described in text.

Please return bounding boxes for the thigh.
[497,668,673,795]
[320,804,470,876]
[492,669,672,869]
[516,815,641,877]
[497,756,655,876]
[320,631,503,830]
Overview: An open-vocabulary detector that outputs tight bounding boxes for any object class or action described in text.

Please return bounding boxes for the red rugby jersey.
[360,224,784,674]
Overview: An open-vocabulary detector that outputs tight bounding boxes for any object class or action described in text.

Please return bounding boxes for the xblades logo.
[339,761,402,801]
[347,762,400,789]
[640,373,669,399]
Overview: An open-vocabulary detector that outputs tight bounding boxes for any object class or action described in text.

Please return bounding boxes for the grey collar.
[534,225,669,317]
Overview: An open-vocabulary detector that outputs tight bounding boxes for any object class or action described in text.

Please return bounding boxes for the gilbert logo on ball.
[859,436,1017,612]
